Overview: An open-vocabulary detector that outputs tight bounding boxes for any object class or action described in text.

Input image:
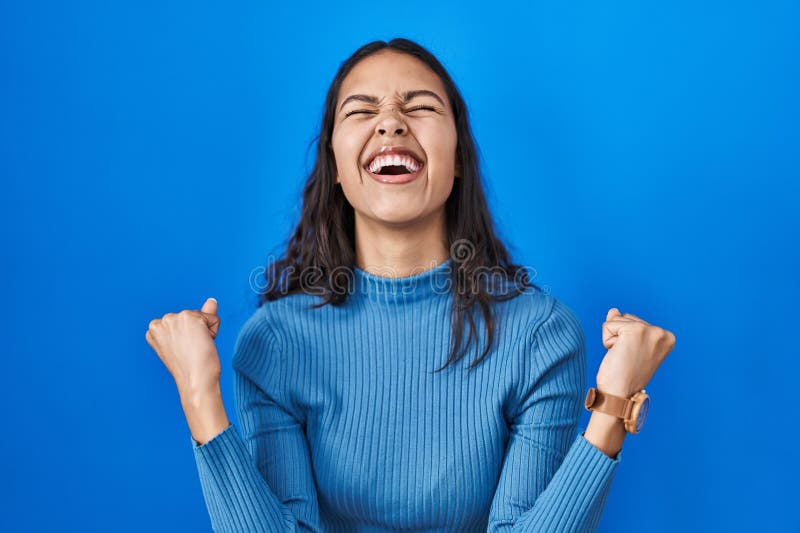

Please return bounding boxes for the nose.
[375,109,407,136]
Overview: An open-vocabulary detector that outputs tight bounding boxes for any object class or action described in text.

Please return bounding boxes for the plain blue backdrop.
[2,1,797,531]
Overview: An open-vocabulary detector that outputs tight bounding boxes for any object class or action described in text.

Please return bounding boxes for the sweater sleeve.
[191,306,322,532]
[487,297,621,532]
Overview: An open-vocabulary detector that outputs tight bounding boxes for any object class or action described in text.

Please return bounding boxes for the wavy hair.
[257,37,541,373]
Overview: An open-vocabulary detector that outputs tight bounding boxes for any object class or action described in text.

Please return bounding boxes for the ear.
[454,158,463,179]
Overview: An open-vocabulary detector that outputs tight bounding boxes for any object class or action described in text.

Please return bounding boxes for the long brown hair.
[257,37,541,373]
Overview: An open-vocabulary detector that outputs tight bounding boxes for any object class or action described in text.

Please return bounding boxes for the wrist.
[585,411,626,459]
[178,376,221,402]
[585,384,651,438]
[180,385,230,445]
[595,381,640,398]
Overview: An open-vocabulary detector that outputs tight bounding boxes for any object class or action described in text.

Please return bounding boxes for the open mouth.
[364,162,425,184]
[364,152,425,184]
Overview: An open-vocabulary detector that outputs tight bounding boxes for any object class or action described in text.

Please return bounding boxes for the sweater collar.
[352,257,455,303]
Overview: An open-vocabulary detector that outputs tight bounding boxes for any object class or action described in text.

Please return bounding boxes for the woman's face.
[331,50,460,227]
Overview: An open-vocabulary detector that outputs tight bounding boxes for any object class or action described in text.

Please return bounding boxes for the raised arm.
[191,306,323,532]
[487,298,620,532]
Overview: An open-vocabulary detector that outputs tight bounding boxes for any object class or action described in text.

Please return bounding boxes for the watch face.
[636,397,650,432]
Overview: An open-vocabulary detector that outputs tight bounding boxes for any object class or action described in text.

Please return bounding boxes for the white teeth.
[368,154,422,173]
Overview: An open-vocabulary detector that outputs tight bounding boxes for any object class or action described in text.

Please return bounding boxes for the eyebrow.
[338,89,445,112]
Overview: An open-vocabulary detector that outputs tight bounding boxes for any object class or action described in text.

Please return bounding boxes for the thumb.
[200,297,221,339]
[201,297,218,316]
[602,307,622,349]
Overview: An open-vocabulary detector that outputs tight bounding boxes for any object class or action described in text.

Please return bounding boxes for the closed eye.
[407,105,436,113]
[344,109,376,117]
[344,105,439,118]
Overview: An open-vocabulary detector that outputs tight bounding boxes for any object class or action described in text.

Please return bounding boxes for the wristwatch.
[584,387,650,434]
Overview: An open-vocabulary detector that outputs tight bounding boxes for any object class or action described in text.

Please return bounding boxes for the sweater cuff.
[575,430,622,472]
[190,422,298,531]
[190,423,235,450]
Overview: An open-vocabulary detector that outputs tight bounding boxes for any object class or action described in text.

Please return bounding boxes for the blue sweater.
[191,258,622,532]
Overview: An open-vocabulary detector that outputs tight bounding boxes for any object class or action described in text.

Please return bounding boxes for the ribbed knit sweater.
[191,258,622,532]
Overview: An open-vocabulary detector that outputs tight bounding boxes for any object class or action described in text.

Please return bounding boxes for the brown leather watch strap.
[584,387,634,420]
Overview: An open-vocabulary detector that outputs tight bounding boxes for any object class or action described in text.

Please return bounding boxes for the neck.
[354,208,450,278]
[352,256,455,304]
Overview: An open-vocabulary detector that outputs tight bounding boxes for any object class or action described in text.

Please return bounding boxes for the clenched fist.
[595,308,676,398]
[146,297,222,394]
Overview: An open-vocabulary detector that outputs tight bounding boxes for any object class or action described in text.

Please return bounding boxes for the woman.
[146,38,675,532]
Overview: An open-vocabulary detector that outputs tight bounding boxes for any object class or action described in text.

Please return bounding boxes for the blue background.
[2,1,797,531]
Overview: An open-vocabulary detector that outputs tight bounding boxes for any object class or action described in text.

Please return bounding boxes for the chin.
[367,206,428,227]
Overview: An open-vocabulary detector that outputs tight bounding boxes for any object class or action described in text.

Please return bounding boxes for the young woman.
[146,38,676,532]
